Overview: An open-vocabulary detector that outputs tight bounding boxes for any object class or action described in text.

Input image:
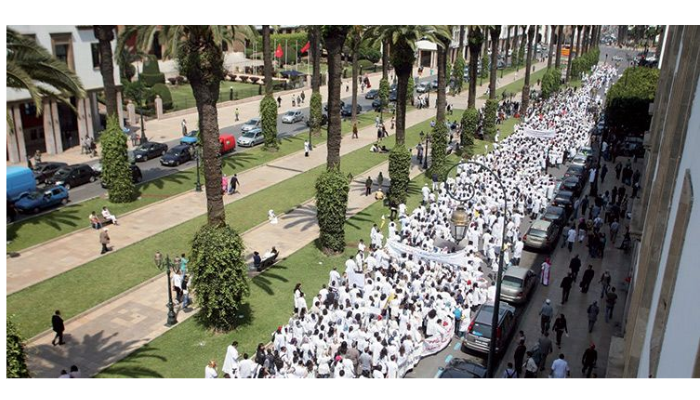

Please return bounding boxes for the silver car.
[500,266,538,304]
[241,117,261,132]
[463,303,517,355]
[237,128,264,147]
[523,219,558,251]
[281,110,304,124]
[416,82,430,93]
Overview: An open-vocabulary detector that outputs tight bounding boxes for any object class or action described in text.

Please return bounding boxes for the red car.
[219,134,236,154]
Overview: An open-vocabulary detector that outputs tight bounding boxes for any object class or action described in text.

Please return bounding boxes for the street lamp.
[154,251,178,326]
[138,104,148,145]
[422,133,431,170]
[194,144,202,192]
[444,161,509,378]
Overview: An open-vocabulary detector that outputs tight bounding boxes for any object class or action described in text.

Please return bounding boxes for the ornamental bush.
[100,116,135,203]
[309,91,323,136]
[388,145,411,205]
[261,94,279,151]
[606,66,659,135]
[149,83,173,110]
[428,123,448,181]
[453,55,465,94]
[460,108,478,158]
[483,99,498,140]
[378,78,390,112]
[6,316,30,378]
[190,224,250,332]
[315,167,349,253]
[139,55,165,87]
[541,68,561,99]
[480,54,490,80]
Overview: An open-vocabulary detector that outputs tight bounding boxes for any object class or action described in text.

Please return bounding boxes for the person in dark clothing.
[514,339,527,378]
[582,344,598,378]
[580,264,595,293]
[365,176,373,196]
[600,164,608,183]
[552,314,569,348]
[569,255,581,282]
[52,310,66,346]
[560,273,574,304]
[253,251,262,271]
[587,301,600,333]
[229,174,240,195]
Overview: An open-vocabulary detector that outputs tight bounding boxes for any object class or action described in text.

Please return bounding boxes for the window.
[91,43,100,69]
[50,33,74,71]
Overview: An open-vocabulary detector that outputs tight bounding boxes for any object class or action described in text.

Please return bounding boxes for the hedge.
[606,66,659,135]
[139,55,165,87]
[150,83,173,110]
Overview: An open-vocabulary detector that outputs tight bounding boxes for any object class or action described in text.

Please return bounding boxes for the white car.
[237,128,264,147]
[416,82,430,93]
[241,117,261,132]
[281,110,304,124]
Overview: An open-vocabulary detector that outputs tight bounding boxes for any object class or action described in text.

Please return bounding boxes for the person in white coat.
[205,360,218,378]
[222,341,239,378]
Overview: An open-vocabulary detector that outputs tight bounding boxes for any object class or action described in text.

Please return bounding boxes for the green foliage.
[571,48,600,81]
[428,124,448,181]
[480,54,489,79]
[511,49,520,68]
[261,94,279,151]
[358,59,375,70]
[446,61,452,86]
[6,316,30,378]
[606,66,659,135]
[309,91,323,136]
[460,108,478,158]
[483,99,498,140]
[123,79,151,107]
[139,55,165,87]
[388,145,411,205]
[190,224,250,332]
[149,83,173,110]
[315,168,349,253]
[358,40,382,63]
[541,68,562,99]
[453,55,465,94]
[379,78,390,112]
[101,116,135,203]
[406,75,415,105]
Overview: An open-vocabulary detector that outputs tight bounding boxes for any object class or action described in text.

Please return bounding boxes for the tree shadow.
[7,207,82,245]
[222,152,259,172]
[281,204,318,232]
[138,167,192,191]
[251,264,290,296]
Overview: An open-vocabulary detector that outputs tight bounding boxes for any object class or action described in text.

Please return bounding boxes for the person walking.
[600,164,608,183]
[524,351,538,378]
[181,119,187,135]
[605,287,618,323]
[550,354,571,378]
[229,174,240,195]
[300,91,306,104]
[502,363,518,378]
[365,176,373,196]
[352,123,358,139]
[376,172,384,191]
[514,339,527,378]
[599,270,612,299]
[552,314,569,348]
[235,108,240,121]
[569,255,581,282]
[51,310,66,346]
[581,344,598,378]
[580,264,595,293]
[566,224,577,251]
[540,258,551,286]
[587,301,600,333]
[560,273,574,304]
[304,140,310,157]
[277,96,282,108]
[537,332,553,372]
[99,227,111,254]
[539,299,554,334]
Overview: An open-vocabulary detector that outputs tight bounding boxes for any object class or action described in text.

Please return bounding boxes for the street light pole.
[139,106,148,144]
[423,134,431,170]
[155,251,178,326]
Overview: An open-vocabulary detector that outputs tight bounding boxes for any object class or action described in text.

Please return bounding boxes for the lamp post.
[444,161,508,378]
[194,144,202,192]
[138,104,148,145]
[423,133,431,170]
[154,251,178,326]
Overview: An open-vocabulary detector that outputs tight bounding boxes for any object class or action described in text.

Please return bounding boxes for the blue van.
[7,166,37,203]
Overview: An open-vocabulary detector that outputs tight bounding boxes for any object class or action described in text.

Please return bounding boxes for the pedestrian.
[352,123,358,139]
[599,270,611,299]
[292,97,296,107]
[172,269,183,304]
[229,174,240,195]
[560,273,573,304]
[514,339,527,377]
[365,176,373,196]
[304,140,310,157]
[524,351,538,378]
[540,258,551,286]
[600,164,608,183]
[615,162,623,181]
[69,365,81,378]
[539,299,553,334]
[181,274,191,309]
[550,354,570,378]
[102,206,118,225]
[537,332,553,372]
[235,108,239,121]
[580,264,595,293]
[569,255,581,282]
[297,95,301,107]
[51,310,65,346]
[552,314,569,348]
[390,116,395,130]
[99,227,111,254]
[610,219,620,245]
[377,127,383,142]
[376,172,384,191]
[375,116,380,128]
[566,224,577,251]
[432,172,439,191]
[503,362,518,378]
[582,344,598,378]
[300,91,305,104]
[605,287,618,323]
[453,304,463,337]
[179,252,188,276]
[587,301,600,333]
[277,96,282,108]
[205,360,218,379]
[181,119,187,135]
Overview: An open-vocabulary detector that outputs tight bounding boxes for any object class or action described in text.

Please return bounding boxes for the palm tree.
[555,25,564,69]
[119,26,254,227]
[512,26,520,69]
[575,25,583,60]
[347,26,364,126]
[467,26,484,109]
[260,25,279,151]
[504,26,512,72]
[582,25,590,54]
[308,26,323,138]
[488,26,501,100]
[6,28,85,122]
[381,37,390,80]
[428,26,453,178]
[262,25,273,95]
[521,25,536,115]
[322,26,351,169]
[457,25,466,63]
[547,25,557,69]
[565,26,575,82]
[93,26,118,117]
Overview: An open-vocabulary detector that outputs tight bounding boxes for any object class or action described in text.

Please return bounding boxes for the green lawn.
[98,117,520,378]
[7,114,442,339]
[169,82,261,111]
[6,112,380,253]
[481,67,549,100]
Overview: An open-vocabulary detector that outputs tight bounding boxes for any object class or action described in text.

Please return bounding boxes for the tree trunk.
[457,25,466,62]
[467,26,483,110]
[324,30,347,169]
[555,25,564,69]
[393,40,414,146]
[512,26,520,68]
[521,25,536,115]
[583,26,590,54]
[504,26,511,69]
[566,26,575,82]
[575,26,583,59]
[382,38,390,80]
[351,31,360,125]
[309,26,320,92]
[436,39,448,125]
[548,25,556,69]
[263,25,273,95]
[94,26,118,118]
[489,26,500,100]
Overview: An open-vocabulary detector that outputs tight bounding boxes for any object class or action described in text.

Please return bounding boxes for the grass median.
[481,67,549,100]
[8,113,437,339]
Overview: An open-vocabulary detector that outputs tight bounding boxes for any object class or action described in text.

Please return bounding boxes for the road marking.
[445,354,453,364]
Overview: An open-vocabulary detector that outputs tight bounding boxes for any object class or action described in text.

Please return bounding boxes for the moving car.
[180,130,199,146]
[500,266,538,304]
[219,134,236,154]
[523,219,558,250]
[46,164,97,190]
[7,166,37,203]
[431,80,439,89]
[100,164,143,188]
[160,144,194,167]
[364,89,379,99]
[14,186,69,214]
[439,358,487,378]
[324,100,345,112]
[389,89,398,102]
[32,162,67,184]
[462,303,517,355]
[416,82,431,93]
[340,104,362,117]
[133,141,168,162]
[237,128,264,147]
[372,98,389,111]
[306,113,328,127]
[240,118,261,133]
[281,110,304,124]
[92,151,136,177]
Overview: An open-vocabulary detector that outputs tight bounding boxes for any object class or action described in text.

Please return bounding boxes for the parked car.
[237,128,264,147]
[542,205,568,232]
[324,100,345,112]
[100,164,143,188]
[133,141,168,162]
[620,137,645,158]
[560,176,583,197]
[372,98,388,111]
[523,219,558,251]
[389,89,398,102]
[340,104,362,117]
[552,190,575,215]
[32,162,67,184]
[160,144,194,167]
[14,186,69,214]
[439,358,487,378]
[240,117,261,133]
[219,134,236,154]
[306,113,328,127]
[7,166,37,203]
[46,164,97,190]
[364,89,379,99]
[92,151,135,177]
[579,146,594,157]
[416,82,431,93]
[564,164,586,180]
[570,153,594,170]
[431,79,439,89]
[180,130,199,146]
[500,266,538,304]
[282,110,304,124]
[462,302,517,355]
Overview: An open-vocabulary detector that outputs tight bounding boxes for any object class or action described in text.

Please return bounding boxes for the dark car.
[306,113,328,127]
[100,164,143,188]
[389,89,398,102]
[160,144,194,167]
[439,358,487,378]
[463,303,518,355]
[552,190,575,215]
[364,89,379,99]
[620,138,645,158]
[564,164,586,180]
[324,100,345,112]
[340,104,362,117]
[32,162,68,184]
[560,176,583,197]
[46,164,97,190]
[372,98,389,111]
[133,141,168,162]
[542,205,568,231]
[14,186,69,214]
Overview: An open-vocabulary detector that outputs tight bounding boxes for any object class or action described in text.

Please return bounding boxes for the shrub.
[6,316,30,378]
[100,116,135,203]
[228,74,237,82]
[483,99,498,140]
[358,46,381,63]
[309,91,323,136]
[606,66,659,135]
[139,55,165,87]
[388,145,411,205]
[428,124,449,181]
[167,77,178,85]
[480,54,489,79]
[150,83,173,110]
[460,108,478,158]
[190,224,249,332]
[315,167,350,253]
[453,55,466,94]
[238,75,249,83]
[250,77,260,84]
[261,94,279,151]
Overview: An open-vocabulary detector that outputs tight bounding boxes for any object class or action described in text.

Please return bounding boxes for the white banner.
[422,319,454,357]
[523,127,557,139]
[385,240,469,267]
